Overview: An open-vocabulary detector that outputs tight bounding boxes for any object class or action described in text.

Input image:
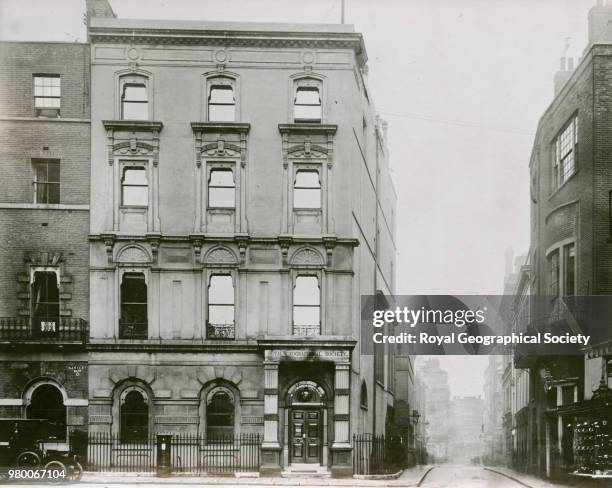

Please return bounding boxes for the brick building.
[0,40,91,445]
[513,1,612,479]
[85,0,398,477]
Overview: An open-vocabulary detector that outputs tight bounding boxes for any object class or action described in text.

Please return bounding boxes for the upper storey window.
[552,115,578,190]
[294,170,321,209]
[121,76,149,120]
[33,160,60,204]
[208,169,235,208]
[208,85,235,122]
[294,78,322,123]
[122,167,148,206]
[34,75,60,117]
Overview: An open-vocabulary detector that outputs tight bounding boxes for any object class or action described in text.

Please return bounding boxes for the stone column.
[331,362,352,477]
[260,361,282,476]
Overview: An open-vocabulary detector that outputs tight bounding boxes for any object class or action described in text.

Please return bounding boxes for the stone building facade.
[0,41,91,445]
[85,1,397,476]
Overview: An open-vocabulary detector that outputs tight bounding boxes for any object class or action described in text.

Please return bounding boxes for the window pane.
[36,164,48,183]
[122,273,147,303]
[208,104,235,122]
[209,275,234,304]
[295,171,320,188]
[48,182,60,204]
[209,169,234,187]
[564,244,575,296]
[122,186,148,206]
[294,276,319,305]
[294,306,320,326]
[209,86,234,104]
[123,168,147,185]
[48,163,60,182]
[122,101,148,120]
[295,87,320,105]
[36,183,47,203]
[294,188,321,208]
[123,84,147,102]
[294,105,322,121]
[209,187,235,208]
[208,305,235,325]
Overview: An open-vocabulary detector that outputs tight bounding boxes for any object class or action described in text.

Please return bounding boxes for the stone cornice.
[190,122,250,134]
[103,120,163,132]
[278,123,338,135]
[89,28,366,65]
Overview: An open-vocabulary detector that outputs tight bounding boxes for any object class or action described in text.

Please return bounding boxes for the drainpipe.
[372,121,381,436]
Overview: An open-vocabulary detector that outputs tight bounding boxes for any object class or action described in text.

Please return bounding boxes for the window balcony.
[206,322,235,340]
[292,324,321,337]
[119,320,148,340]
[0,317,88,346]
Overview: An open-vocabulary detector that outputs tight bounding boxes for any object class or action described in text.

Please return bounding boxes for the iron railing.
[0,317,88,344]
[206,323,235,340]
[72,432,262,474]
[118,321,148,340]
[353,434,407,475]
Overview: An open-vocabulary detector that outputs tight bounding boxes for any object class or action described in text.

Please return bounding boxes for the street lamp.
[409,410,421,424]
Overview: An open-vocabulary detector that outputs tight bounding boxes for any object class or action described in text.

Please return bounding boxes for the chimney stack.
[588,1,612,45]
[85,0,116,26]
[554,56,575,97]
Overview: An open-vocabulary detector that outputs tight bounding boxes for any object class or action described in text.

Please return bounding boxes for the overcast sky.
[0,0,596,397]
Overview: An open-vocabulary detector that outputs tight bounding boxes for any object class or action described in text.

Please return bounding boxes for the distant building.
[417,358,450,462]
[448,395,484,463]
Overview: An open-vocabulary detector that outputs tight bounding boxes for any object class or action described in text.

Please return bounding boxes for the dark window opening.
[360,381,368,409]
[294,86,321,122]
[121,83,148,120]
[121,167,148,206]
[120,273,148,339]
[31,271,59,336]
[33,160,60,204]
[27,384,66,441]
[548,250,559,297]
[208,169,235,208]
[120,390,148,443]
[206,390,234,440]
[563,244,575,296]
[208,85,235,122]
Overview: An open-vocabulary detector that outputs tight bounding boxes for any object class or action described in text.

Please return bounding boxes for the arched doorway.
[286,381,326,465]
[26,384,66,441]
[120,389,149,443]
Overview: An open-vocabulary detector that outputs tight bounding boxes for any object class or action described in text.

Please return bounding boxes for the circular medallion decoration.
[215,50,229,63]
[127,47,140,61]
[302,51,315,64]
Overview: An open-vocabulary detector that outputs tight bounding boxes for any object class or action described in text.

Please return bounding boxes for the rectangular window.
[552,115,578,190]
[548,250,559,297]
[121,82,148,120]
[208,85,235,122]
[120,273,148,339]
[121,167,148,206]
[294,86,321,123]
[33,160,60,204]
[34,75,60,116]
[561,385,575,406]
[563,243,575,296]
[31,271,60,336]
[208,169,235,208]
[293,275,320,335]
[294,170,321,209]
[207,274,235,339]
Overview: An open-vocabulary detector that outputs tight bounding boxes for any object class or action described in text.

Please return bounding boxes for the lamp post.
[408,410,421,465]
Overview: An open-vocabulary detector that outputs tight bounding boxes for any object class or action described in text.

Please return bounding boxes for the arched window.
[31,271,60,336]
[121,77,149,120]
[206,389,235,440]
[120,273,148,339]
[120,389,149,443]
[208,84,235,122]
[26,384,66,441]
[293,275,320,336]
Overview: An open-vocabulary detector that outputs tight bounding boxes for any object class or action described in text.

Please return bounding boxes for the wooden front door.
[290,409,321,464]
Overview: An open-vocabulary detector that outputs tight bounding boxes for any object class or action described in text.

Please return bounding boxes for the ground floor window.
[120,389,149,443]
[206,388,235,440]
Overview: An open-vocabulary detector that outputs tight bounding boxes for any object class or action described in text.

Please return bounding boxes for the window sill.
[191,122,250,134]
[103,120,163,132]
[120,205,148,210]
[0,203,89,210]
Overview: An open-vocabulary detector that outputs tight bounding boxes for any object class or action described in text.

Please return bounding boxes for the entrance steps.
[282,463,331,478]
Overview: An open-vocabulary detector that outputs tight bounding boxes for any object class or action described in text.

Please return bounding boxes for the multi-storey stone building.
[514,1,612,479]
[0,40,91,444]
[85,0,397,476]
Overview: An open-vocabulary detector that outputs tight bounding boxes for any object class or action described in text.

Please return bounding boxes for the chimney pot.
[568,57,574,70]
[560,57,567,71]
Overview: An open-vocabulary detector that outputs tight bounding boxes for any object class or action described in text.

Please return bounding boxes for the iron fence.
[352,433,407,475]
[71,432,262,474]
